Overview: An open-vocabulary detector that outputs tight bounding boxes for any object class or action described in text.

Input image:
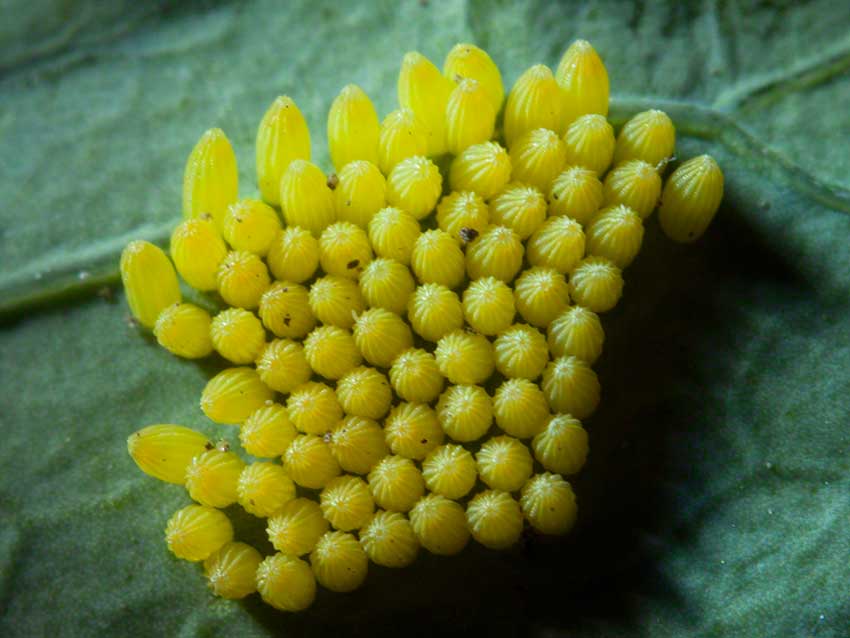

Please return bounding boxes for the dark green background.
[1,1,848,636]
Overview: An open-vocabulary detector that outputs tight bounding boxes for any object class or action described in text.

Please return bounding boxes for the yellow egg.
[282,434,341,489]
[389,348,445,403]
[359,258,416,314]
[328,416,389,475]
[216,250,271,310]
[449,141,512,199]
[308,275,365,330]
[310,531,369,592]
[443,43,504,112]
[465,490,523,550]
[200,367,274,425]
[421,444,477,499]
[555,40,610,130]
[603,160,662,220]
[334,159,387,228]
[526,215,586,274]
[488,182,547,240]
[568,256,623,313]
[267,498,329,556]
[377,108,429,175]
[409,493,471,556]
[327,84,380,170]
[586,204,645,268]
[320,475,375,531]
[462,276,516,336]
[359,510,420,567]
[435,384,493,442]
[385,402,444,461]
[127,424,211,485]
[210,307,266,364]
[367,455,425,512]
[266,226,320,283]
[658,154,724,243]
[562,114,615,176]
[204,541,262,599]
[165,504,233,562]
[407,283,464,342]
[509,128,567,192]
[256,553,316,612]
[386,155,443,220]
[335,366,393,420]
[436,190,490,242]
[503,64,562,147]
[286,382,344,435]
[367,206,421,265]
[513,267,570,328]
[476,436,533,492]
[120,240,181,329]
[444,78,496,155]
[279,159,337,236]
[435,330,495,385]
[547,306,605,364]
[185,448,246,508]
[397,51,454,156]
[532,414,589,475]
[614,109,675,168]
[542,356,601,419]
[221,198,281,256]
[466,225,524,283]
[170,217,228,291]
[303,326,362,380]
[493,379,550,439]
[493,323,549,380]
[182,128,238,228]
[352,307,413,368]
[240,404,298,459]
[255,339,312,394]
[319,221,373,279]
[153,303,213,359]
[548,166,604,225]
[237,461,296,517]
[520,472,577,535]
[256,96,310,206]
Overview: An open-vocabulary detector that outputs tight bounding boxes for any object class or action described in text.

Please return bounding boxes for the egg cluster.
[122,39,723,612]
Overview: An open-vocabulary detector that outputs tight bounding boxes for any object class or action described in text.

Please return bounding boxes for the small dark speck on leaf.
[327,174,339,190]
[347,259,360,269]
[459,227,478,242]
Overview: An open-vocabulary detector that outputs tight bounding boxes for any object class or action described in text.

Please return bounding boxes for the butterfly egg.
[465,490,523,550]
[449,141,512,199]
[547,306,605,364]
[377,108,429,175]
[445,78,497,155]
[398,51,454,156]
[286,382,344,435]
[532,413,588,475]
[279,160,337,236]
[614,109,675,167]
[462,277,516,336]
[421,443,477,499]
[185,448,246,508]
[367,455,425,512]
[435,384,493,442]
[555,39,610,131]
[436,190,490,242]
[503,64,562,147]
[329,415,389,474]
[409,494,470,556]
[336,366,393,420]
[352,307,413,368]
[360,510,420,567]
[514,267,570,328]
[542,356,601,419]
[283,434,341,489]
[216,250,271,310]
[658,154,724,243]
[443,43,504,113]
[520,472,577,535]
[308,275,364,330]
[407,283,464,342]
[563,114,616,176]
[310,531,369,593]
[509,128,567,192]
[385,402,444,461]
[476,435,534,492]
[182,128,238,228]
[389,348,445,403]
[466,225,524,283]
[266,226,320,283]
[548,166,604,225]
[410,229,466,289]
[240,404,298,458]
[386,155,443,220]
[256,553,316,612]
[256,96,311,206]
[493,378,550,439]
[255,338,312,394]
[334,160,387,228]
[153,303,213,359]
[210,307,266,364]
[327,84,380,170]
[359,258,416,315]
[435,329,496,385]
[586,204,645,268]
[120,241,181,328]
[603,160,662,220]
[259,281,314,339]
[204,541,262,599]
[493,323,548,380]
[489,182,547,240]
[320,475,375,531]
[165,504,233,562]
[127,424,211,484]
[568,256,624,313]
[367,206,421,266]
[303,326,362,380]
[237,461,296,517]
[170,218,228,292]
[222,198,281,256]
[319,221,373,279]
[201,367,274,425]
[267,498,329,556]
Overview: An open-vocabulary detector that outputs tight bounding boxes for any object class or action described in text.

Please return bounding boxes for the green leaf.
[1,1,848,637]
